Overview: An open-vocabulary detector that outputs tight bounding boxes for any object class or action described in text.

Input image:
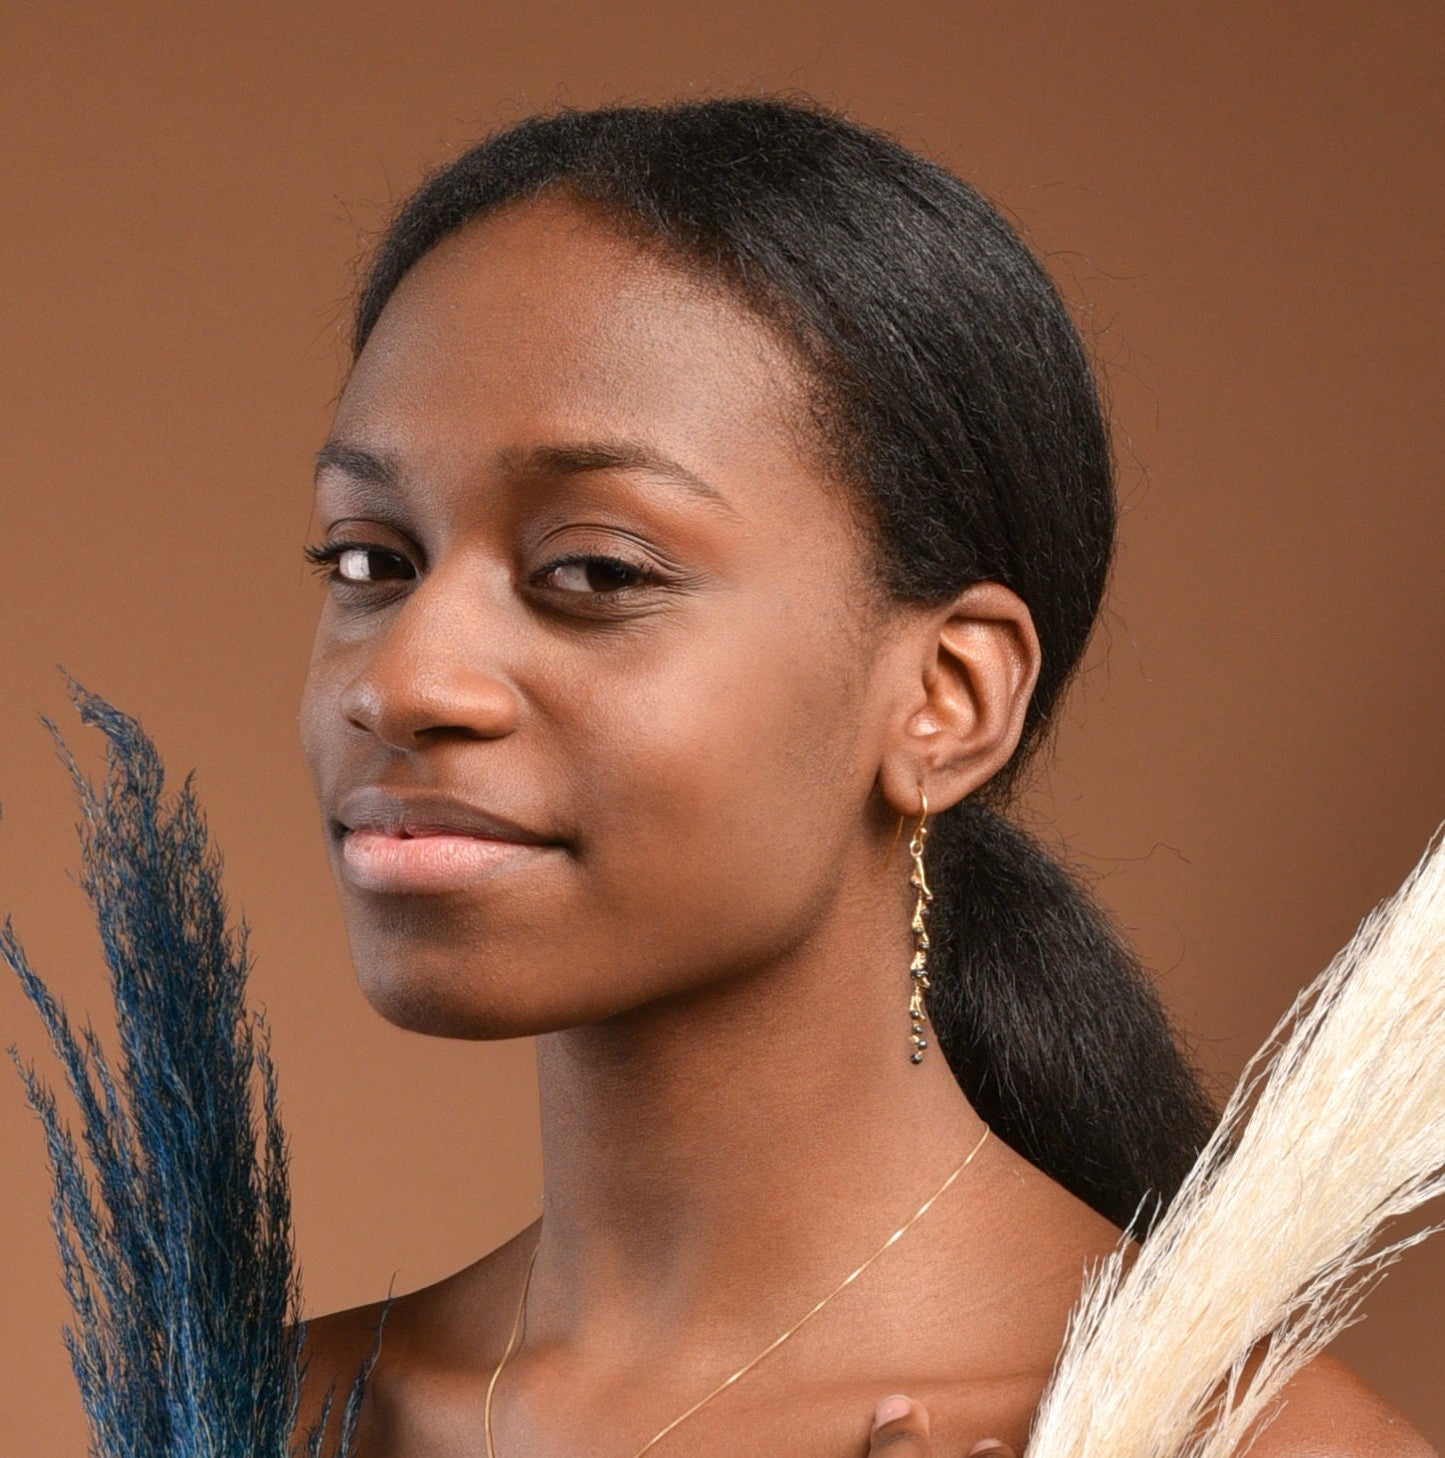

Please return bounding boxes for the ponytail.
[927,800,1217,1231]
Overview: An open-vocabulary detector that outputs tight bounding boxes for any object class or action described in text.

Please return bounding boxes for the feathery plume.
[1027,826,1445,1457]
[6,678,385,1458]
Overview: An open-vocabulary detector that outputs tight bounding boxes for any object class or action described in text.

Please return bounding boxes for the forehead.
[334,194,827,505]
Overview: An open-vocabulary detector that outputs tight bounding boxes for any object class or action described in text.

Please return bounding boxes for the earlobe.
[876,581,1041,818]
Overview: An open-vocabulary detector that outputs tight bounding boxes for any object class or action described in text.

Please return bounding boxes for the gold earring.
[907,785,932,1064]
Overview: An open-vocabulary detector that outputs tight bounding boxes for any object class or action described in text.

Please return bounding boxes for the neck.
[528,877,989,1355]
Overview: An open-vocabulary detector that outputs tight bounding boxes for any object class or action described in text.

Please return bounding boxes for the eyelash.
[301,541,667,599]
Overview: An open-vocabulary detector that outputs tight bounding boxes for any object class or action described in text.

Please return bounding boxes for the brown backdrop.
[3,3,1442,1451]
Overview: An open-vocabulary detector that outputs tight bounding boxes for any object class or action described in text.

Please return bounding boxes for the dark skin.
[296,195,1434,1457]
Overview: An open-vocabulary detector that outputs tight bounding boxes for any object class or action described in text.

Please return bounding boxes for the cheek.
[562,604,867,975]
[297,598,380,802]
[297,630,339,792]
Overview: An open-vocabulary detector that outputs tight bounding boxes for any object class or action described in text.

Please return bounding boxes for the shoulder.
[290,1297,394,1452]
[1235,1354,1437,1458]
[991,1164,1437,1458]
[290,1226,539,1454]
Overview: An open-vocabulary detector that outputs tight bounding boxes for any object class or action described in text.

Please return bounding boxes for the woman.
[293,98,1433,1456]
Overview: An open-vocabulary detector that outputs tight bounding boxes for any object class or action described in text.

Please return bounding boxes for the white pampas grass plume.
[1026,827,1445,1458]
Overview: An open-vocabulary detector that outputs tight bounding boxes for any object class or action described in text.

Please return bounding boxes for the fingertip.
[966,1441,1014,1457]
[874,1393,914,1428]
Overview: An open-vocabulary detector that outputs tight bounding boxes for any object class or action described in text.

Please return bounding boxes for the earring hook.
[883,782,929,870]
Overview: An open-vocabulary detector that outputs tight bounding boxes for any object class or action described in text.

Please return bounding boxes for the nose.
[336,571,523,750]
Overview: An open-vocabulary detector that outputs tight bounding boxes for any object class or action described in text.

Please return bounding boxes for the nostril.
[338,676,386,737]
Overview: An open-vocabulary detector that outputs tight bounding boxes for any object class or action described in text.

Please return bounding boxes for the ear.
[876,581,1042,818]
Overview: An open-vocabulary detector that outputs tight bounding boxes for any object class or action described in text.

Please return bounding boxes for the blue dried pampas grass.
[5,680,384,1457]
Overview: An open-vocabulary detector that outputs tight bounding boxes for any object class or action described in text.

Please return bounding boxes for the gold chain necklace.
[482,1123,991,1458]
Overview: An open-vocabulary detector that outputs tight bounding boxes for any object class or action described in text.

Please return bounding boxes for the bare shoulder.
[290,1297,393,1451]
[1238,1354,1437,1458]
[290,1223,538,1455]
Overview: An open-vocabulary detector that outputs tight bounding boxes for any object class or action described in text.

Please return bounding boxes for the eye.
[532,553,663,595]
[303,541,416,585]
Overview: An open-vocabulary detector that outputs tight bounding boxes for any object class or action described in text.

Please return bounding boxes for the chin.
[341,907,752,1040]
[349,952,630,1041]
[349,951,524,1040]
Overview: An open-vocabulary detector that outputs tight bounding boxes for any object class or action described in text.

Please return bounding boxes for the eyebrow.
[314,437,738,519]
[314,440,400,489]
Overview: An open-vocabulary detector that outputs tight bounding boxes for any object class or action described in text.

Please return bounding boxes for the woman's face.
[299,194,902,1039]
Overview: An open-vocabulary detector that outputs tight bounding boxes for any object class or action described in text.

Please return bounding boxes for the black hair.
[352,96,1216,1232]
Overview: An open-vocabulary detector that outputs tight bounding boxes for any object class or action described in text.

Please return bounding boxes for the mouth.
[333,787,563,894]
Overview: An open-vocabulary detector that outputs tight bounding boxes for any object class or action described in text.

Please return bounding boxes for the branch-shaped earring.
[907,784,932,1064]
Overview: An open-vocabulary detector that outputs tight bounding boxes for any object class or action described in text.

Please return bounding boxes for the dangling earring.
[907,785,932,1064]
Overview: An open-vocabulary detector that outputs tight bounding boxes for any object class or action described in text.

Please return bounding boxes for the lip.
[334,787,562,894]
